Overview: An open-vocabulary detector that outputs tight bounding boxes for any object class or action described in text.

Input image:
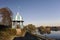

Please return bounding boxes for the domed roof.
[13,12,23,21]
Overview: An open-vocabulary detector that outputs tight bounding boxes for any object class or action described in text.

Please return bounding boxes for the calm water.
[42,31,60,40]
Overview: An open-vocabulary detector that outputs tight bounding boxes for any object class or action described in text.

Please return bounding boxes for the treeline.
[24,24,51,34]
[24,24,60,34]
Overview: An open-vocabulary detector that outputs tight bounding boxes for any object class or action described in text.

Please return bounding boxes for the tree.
[0,7,13,28]
[38,26,51,34]
[25,24,36,32]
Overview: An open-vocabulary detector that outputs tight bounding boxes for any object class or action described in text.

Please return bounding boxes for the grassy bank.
[0,28,16,40]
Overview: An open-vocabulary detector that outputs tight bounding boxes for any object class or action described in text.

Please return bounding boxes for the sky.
[0,0,60,26]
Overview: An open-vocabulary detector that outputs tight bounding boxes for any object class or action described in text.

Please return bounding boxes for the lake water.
[42,31,60,40]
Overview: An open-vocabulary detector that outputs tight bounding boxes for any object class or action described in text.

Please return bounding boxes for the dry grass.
[0,28,16,40]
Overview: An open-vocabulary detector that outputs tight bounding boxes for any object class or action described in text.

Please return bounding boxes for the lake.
[42,31,60,40]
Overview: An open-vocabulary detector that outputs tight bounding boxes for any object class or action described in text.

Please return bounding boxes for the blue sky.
[0,0,60,26]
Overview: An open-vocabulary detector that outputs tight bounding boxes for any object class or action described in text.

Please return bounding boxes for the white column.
[20,22,23,29]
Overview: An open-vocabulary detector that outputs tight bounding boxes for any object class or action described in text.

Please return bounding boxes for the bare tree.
[0,7,13,28]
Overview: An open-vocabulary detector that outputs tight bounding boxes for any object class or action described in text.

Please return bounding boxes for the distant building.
[12,12,24,29]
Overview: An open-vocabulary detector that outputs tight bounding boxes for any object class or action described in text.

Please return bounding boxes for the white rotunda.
[12,12,24,29]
